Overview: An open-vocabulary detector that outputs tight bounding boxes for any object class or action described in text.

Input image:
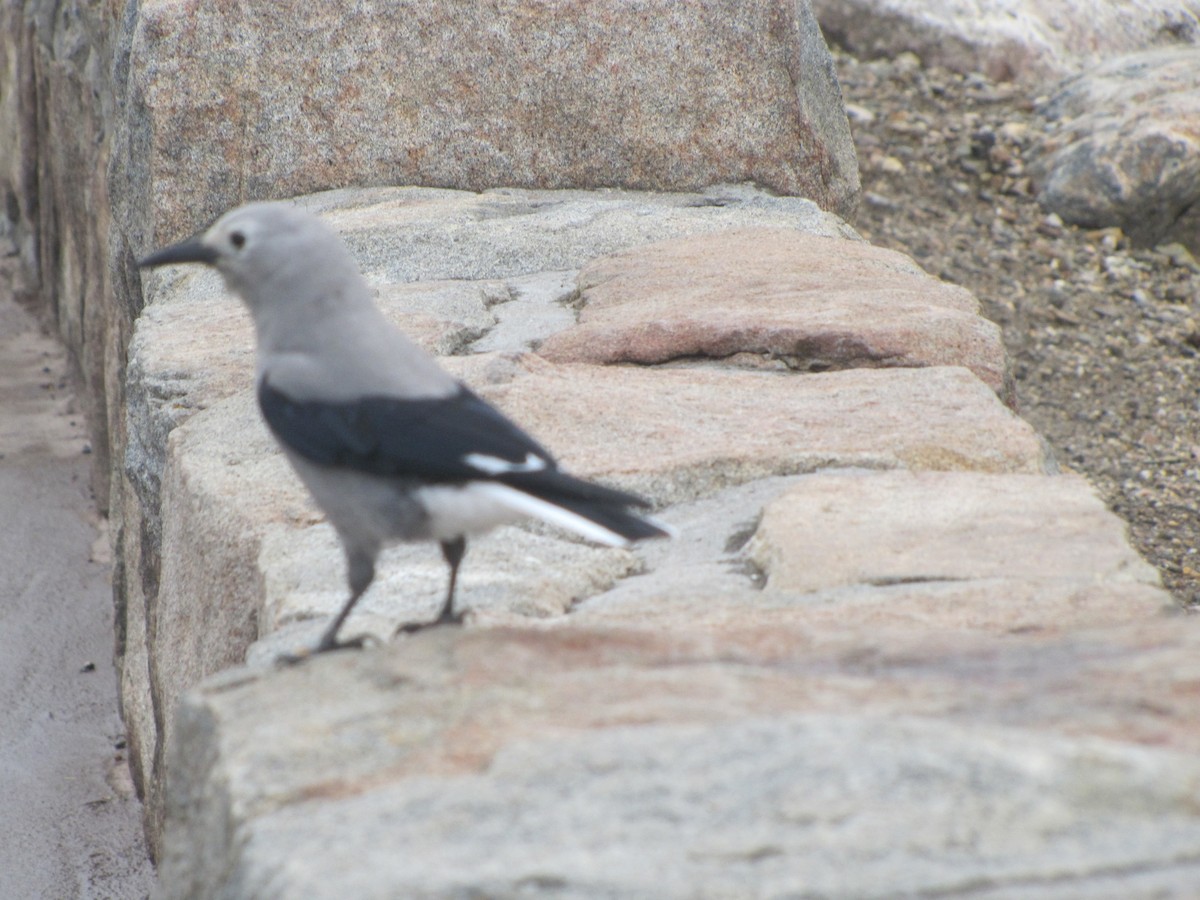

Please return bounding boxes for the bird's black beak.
[138,237,218,268]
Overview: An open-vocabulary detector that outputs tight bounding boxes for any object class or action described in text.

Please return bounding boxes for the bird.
[139,201,672,660]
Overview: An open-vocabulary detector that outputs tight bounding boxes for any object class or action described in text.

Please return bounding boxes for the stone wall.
[2,0,861,507]
[8,2,1198,892]
[1,0,860,836]
[1,1,131,508]
[129,187,1187,894]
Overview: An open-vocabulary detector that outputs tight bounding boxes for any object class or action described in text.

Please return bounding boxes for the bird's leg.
[395,536,467,636]
[278,547,376,664]
[313,592,369,653]
[434,536,467,625]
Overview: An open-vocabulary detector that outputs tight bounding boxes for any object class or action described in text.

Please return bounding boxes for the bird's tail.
[474,472,674,547]
[537,492,675,544]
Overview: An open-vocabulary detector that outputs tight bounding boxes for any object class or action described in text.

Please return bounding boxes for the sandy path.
[0,297,154,897]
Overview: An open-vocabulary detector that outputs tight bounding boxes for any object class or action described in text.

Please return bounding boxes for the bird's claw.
[393,610,466,638]
[275,632,377,666]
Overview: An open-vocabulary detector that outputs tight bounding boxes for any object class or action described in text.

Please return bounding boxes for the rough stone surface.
[538,228,1013,403]
[156,624,1200,898]
[122,180,850,575]
[453,358,1047,502]
[1029,45,1200,246]
[747,469,1161,593]
[0,0,129,507]
[137,388,642,834]
[814,0,1200,82]
[10,4,1198,894]
[573,472,1172,636]
[107,178,1187,894]
[122,0,859,245]
[122,184,1044,853]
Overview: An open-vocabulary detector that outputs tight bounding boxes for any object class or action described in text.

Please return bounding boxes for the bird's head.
[138,202,355,308]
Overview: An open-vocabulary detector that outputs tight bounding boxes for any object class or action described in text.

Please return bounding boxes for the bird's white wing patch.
[463,452,548,476]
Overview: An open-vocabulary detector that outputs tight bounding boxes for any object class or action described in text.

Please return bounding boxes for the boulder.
[121,0,860,245]
[575,470,1170,635]
[746,470,1161,593]
[1030,45,1200,247]
[156,621,1200,897]
[814,0,1200,82]
[131,356,1044,840]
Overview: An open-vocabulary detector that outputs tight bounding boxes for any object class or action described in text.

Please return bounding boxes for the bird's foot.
[275,633,375,666]
[393,608,466,638]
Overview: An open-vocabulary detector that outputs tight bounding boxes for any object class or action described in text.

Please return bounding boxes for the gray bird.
[140,202,671,659]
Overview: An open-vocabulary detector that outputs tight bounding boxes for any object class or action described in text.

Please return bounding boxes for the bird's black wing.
[259,376,558,483]
[259,376,665,541]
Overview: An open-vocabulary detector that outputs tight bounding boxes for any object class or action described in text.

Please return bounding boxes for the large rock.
[1029,45,1200,247]
[121,182,849,662]
[747,470,1160,593]
[125,184,1184,892]
[460,360,1046,499]
[11,3,1191,893]
[155,622,1200,898]
[538,228,1013,403]
[814,0,1200,82]
[131,358,1044,842]
[141,355,1046,714]
[120,0,859,246]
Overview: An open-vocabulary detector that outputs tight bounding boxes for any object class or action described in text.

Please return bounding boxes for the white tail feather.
[471,483,633,547]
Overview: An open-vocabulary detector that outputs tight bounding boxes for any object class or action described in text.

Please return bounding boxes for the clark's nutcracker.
[140,202,671,658]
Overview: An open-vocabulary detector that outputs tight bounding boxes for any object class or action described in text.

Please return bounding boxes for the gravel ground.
[834,47,1200,607]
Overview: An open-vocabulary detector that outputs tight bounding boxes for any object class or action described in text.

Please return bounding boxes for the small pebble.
[1086,226,1125,250]
[997,121,1030,143]
[844,103,876,125]
[1157,242,1200,272]
[1037,213,1064,237]
[863,191,897,210]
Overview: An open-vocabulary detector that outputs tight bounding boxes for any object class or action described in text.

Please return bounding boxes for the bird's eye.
[230,231,246,249]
